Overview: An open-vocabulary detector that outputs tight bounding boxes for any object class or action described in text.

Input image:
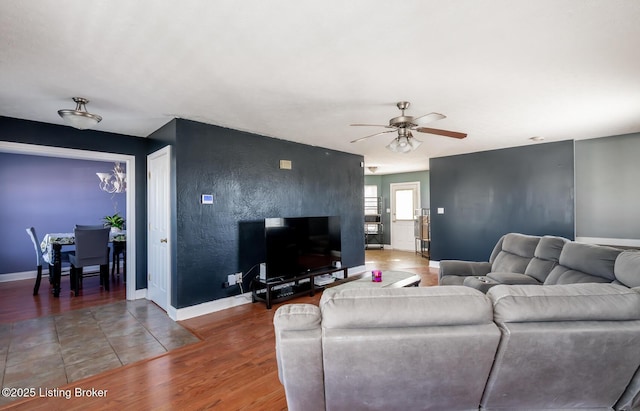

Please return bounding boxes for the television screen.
[265,216,341,280]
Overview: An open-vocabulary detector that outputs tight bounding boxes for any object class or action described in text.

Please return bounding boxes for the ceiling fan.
[350,101,467,153]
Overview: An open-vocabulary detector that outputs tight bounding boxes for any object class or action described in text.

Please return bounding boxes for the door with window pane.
[390,182,420,251]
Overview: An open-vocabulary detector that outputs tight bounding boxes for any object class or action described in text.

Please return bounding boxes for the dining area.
[0,152,134,299]
[32,227,126,298]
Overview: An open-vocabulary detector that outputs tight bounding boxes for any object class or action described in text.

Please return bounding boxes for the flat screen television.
[264,216,341,280]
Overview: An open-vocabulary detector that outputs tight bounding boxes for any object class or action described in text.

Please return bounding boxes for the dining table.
[41,231,126,297]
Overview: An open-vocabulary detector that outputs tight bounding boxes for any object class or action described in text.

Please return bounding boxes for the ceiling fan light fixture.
[387,136,411,153]
[386,131,422,153]
[58,97,102,130]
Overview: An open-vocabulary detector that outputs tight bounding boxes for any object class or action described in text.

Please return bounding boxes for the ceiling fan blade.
[416,127,467,139]
[412,112,446,125]
[350,129,396,143]
[350,123,395,128]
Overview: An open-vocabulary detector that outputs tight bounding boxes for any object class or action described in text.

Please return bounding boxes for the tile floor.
[0,300,200,406]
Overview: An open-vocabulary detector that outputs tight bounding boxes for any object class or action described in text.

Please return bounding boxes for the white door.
[390,182,420,251]
[147,146,171,311]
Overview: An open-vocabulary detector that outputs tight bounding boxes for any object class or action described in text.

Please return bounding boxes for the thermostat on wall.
[201,194,214,204]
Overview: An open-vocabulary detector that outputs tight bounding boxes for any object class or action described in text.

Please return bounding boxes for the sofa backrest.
[484,283,640,409]
[544,241,622,285]
[489,233,540,273]
[318,286,501,410]
[523,235,568,282]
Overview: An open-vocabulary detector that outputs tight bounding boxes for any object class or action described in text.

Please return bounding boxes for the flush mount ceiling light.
[58,97,102,130]
[386,129,422,153]
[367,166,378,173]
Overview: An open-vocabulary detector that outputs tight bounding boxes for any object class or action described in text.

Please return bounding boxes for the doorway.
[390,182,420,251]
[0,141,137,300]
[147,146,171,312]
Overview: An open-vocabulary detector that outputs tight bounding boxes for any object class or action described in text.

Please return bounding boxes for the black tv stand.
[252,266,349,309]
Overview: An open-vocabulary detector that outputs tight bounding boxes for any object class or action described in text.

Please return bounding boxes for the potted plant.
[103,213,126,233]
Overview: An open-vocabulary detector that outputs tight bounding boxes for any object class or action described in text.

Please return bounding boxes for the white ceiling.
[1,0,639,174]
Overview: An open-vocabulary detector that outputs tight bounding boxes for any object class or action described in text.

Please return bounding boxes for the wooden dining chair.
[26,227,71,296]
[68,227,110,296]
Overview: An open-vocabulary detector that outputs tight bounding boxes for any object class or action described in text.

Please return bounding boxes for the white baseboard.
[169,292,253,321]
[0,262,127,283]
[429,260,440,269]
[575,237,640,248]
[166,264,369,321]
[0,270,37,282]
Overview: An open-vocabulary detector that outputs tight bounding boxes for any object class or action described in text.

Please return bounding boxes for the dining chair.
[26,227,71,296]
[68,227,110,296]
[76,224,124,282]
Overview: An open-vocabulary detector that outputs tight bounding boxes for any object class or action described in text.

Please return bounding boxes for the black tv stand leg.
[266,285,272,309]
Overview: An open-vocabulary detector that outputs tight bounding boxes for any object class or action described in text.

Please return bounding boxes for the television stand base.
[252,266,349,309]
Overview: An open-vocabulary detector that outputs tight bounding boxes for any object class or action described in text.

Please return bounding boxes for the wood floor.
[0,273,127,324]
[1,250,437,411]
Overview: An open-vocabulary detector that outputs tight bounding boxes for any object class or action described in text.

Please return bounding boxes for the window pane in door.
[395,189,414,220]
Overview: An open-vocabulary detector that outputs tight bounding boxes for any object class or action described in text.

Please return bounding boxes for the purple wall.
[0,153,126,274]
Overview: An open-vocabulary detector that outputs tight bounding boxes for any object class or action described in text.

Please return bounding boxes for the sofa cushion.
[523,235,567,282]
[488,283,640,323]
[615,250,640,288]
[544,241,622,285]
[487,271,541,285]
[320,286,493,329]
[439,260,492,280]
[490,233,540,274]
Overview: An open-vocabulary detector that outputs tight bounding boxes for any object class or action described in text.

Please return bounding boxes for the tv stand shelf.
[252,266,349,309]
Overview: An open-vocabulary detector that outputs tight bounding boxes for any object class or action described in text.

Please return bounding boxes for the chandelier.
[58,97,102,130]
[96,162,127,193]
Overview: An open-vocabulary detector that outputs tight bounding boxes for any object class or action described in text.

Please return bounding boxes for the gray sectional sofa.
[439,233,627,292]
[273,233,640,410]
[274,283,640,410]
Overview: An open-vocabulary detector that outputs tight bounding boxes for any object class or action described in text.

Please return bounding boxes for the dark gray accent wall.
[154,119,365,309]
[430,141,575,262]
[2,116,364,310]
[0,153,126,274]
[575,133,640,240]
[0,116,150,287]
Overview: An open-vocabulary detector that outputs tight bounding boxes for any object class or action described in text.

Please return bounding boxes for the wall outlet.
[226,272,242,286]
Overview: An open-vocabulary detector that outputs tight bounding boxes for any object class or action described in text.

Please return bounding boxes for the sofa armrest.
[273,304,325,411]
[439,260,492,280]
